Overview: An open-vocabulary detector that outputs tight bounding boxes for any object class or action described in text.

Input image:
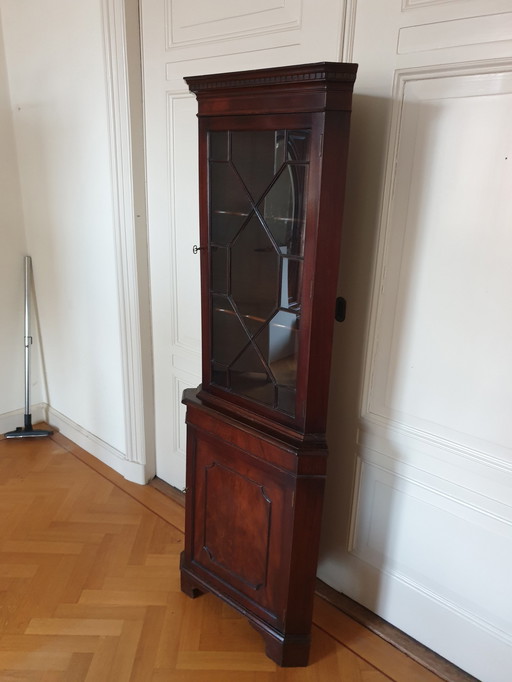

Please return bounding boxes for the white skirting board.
[0,404,148,486]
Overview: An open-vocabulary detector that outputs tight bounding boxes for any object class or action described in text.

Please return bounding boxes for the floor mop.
[4,256,53,438]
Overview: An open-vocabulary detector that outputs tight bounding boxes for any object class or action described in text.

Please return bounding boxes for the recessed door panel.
[192,431,290,616]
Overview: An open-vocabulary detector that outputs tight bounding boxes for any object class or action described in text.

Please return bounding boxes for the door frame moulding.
[100,0,155,484]
[339,0,358,63]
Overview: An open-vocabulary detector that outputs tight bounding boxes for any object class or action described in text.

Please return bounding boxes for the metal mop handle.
[24,256,33,426]
[3,256,52,438]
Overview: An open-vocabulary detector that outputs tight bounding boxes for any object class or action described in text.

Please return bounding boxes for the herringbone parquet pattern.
[0,429,444,682]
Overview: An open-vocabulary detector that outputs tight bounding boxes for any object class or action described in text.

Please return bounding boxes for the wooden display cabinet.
[180,62,357,667]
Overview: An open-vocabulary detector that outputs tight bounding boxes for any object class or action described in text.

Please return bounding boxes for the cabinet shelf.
[213,208,304,225]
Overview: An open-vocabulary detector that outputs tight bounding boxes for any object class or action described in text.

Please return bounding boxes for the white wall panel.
[353,451,512,668]
[167,0,301,46]
[399,12,512,53]
[168,93,201,354]
[366,66,512,465]
[352,455,512,633]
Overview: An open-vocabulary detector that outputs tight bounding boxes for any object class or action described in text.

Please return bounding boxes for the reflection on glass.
[210,162,251,245]
[230,345,275,407]
[254,310,298,387]
[208,128,311,416]
[231,213,279,323]
[280,257,302,310]
[261,165,307,256]
[231,131,277,201]
[287,130,310,161]
[211,295,247,366]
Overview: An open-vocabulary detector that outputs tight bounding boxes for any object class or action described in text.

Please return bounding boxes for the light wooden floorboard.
[0,429,452,681]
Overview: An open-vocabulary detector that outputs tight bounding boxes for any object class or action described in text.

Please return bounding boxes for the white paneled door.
[139,0,350,488]
[140,1,512,679]
[318,2,512,682]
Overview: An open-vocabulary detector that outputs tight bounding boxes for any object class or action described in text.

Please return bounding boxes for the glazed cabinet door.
[198,114,324,431]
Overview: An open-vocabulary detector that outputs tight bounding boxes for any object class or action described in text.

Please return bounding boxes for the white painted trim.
[48,406,148,485]
[100,0,154,477]
[0,403,48,436]
[346,451,363,552]
[360,412,512,479]
[339,0,358,63]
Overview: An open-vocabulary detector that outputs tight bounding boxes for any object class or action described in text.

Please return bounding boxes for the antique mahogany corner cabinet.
[180,62,357,667]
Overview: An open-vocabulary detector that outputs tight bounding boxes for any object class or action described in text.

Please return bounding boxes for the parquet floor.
[0,429,446,682]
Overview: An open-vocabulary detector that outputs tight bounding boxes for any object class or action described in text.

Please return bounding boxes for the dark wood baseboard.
[148,476,185,507]
[315,580,479,682]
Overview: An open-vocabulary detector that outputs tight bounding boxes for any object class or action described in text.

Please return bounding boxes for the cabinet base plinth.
[180,555,311,667]
[180,564,205,600]
[249,620,311,667]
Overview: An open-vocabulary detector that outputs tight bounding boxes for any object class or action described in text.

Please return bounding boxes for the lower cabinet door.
[190,428,293,627]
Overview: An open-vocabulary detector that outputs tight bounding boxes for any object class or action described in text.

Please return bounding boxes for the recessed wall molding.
[166,92,201,355]
[402,0,459,10]
[362,61,512,495]
[349,455,512,646]
[354,438,512,523]
[360,412,512,482]
[398,11,512,54]
[165,0,302,49]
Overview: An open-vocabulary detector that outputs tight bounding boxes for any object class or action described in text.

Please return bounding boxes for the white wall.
[0,1,127,460]
[0,10,33,430]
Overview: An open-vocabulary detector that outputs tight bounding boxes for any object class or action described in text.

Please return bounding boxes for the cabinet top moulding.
[185,62,358,116]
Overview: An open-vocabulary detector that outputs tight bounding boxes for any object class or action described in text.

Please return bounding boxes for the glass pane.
[255,310,298,388]
[260,164,307,256]
[207,128,311,418]
[277,386,295,416]
[212,362,229,388]
[231,131,277,202]
[230,344,275,407]
[209,131,229,161]
[211,245,229,294]
[231,213,279,322]
[210,162,251,245]
[211,295,249,367]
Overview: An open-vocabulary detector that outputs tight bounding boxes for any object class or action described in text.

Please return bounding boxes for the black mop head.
[4,414,53,439]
